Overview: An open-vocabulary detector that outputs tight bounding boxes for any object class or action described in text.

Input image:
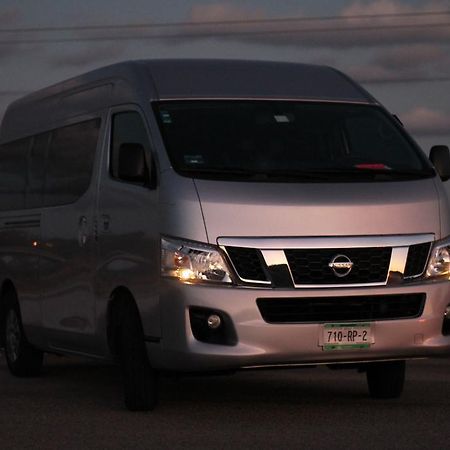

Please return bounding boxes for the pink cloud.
[374,45,447,69]
[0,7,23,61]
[0,7,20,26]
[342,0,417,16]
[189,3,265,22]
[346,64,419,83]
[402,107,450,135]
[346,44,450,84]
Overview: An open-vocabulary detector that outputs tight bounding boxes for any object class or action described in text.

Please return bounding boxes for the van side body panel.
[40,192,97,353]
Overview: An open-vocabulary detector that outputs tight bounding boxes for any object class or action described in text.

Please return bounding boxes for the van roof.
[1,59,377,143]
[145,59,374,102]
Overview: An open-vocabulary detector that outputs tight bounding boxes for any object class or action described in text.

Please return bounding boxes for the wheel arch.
[106,286,143,356]
[0,279,17,348]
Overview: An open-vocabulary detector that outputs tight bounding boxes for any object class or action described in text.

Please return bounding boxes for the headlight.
[161,237,233,284]
[425,237,450,279]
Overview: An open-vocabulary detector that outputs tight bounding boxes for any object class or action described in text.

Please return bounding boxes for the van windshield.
[154,101,434,182]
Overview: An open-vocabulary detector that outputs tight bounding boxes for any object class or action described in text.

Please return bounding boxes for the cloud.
[402,107,450,135]
[0,45,18,60]
[168,0,450,49]
[342,0,415,16]
[0,6,20,25]
[189,3,265,22]
[48,43,127,68]
[346,44,450,84]
[374,44,447,70]
[0,7,23,61]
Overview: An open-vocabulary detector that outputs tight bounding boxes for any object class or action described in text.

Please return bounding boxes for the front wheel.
[3,293,43,377]
[366,360,405,399]
[117,301,158,411]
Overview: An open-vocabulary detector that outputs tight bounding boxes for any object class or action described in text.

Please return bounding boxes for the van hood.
[193,178,441,243]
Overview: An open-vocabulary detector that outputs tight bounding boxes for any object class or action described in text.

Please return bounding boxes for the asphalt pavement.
[0,353,449,449]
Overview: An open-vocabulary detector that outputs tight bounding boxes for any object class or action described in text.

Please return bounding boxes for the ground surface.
[0,354,449,449]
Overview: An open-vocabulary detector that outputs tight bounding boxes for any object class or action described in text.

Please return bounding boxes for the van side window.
[44,119,101,206]
[111,112,152,183]
[0,138,30,210]
[26,132,49,209]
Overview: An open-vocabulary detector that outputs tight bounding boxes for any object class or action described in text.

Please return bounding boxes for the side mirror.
[118,143,148,183]
[430,145,450,182]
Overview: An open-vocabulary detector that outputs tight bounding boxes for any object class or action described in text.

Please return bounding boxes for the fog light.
[207,314,222,329]
[189,307,237,346]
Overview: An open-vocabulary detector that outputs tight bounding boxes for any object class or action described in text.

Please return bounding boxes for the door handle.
[78,216,88,247]
[101,214,111,232]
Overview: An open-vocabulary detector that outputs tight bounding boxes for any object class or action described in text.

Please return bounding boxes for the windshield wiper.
[179,167,334,180]
[179,166,434,181]
[331,167,435,179]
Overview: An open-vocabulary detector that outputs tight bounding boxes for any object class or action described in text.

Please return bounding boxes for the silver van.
[1,59,450,411]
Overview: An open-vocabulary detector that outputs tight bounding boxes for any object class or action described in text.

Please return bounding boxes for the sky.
[0,0,449,153]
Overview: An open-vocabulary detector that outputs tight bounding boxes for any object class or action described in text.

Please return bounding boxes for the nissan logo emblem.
[328,254,354,277]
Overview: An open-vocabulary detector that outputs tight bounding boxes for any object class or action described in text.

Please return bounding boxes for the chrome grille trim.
[221,246,271,285]
[219,234,434,288]
[218,234,434,250]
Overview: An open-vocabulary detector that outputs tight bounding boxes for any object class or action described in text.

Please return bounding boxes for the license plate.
[320,323,373,351]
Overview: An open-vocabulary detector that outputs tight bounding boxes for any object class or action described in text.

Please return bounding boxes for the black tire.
[117,300,158,411]
[2,291,43,377]
[366,360,405,399]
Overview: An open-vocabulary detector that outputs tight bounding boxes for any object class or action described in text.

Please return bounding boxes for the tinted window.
[0,138,30,210]
[154,101,432,182]
[44,119,100,206]
[111,112,151,181]
[26,132,49,209]
[344,116,418,168]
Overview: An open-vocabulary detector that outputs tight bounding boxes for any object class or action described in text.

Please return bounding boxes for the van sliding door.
[40,118,103,354]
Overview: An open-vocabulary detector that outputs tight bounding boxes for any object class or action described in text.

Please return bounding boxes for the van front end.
[149,97,450,389]
[151,234,450,372]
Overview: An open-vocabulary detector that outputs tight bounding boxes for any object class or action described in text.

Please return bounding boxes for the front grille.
[225,246,268,282]
[404,242,431,278]
[285,247,391,285]
[257,293,425,323]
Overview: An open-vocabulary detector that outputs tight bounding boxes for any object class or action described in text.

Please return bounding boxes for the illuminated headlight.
[161,237,232,284]
[425,237,450,279]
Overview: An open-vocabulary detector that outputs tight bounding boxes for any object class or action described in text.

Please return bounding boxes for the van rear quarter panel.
[0,212,44,347]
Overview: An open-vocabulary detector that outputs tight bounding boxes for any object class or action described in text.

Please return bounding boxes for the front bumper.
[146,279,450,371]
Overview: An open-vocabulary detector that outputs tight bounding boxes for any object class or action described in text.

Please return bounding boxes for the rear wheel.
[3,292,43,377]
[117,300,158,411]
[366,360,405,399]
